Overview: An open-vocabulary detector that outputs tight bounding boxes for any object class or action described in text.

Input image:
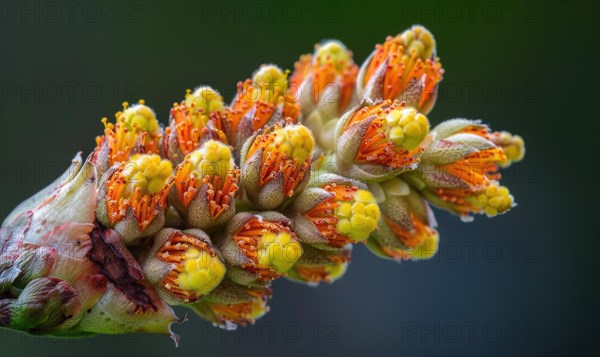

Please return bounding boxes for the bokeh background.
[1,1,598,356]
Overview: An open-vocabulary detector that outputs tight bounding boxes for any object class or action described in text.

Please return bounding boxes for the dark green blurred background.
[1,0,598,356]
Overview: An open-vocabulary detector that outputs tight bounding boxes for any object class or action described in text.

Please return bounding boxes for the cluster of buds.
[0,24,525,341]
[403,119,522,222]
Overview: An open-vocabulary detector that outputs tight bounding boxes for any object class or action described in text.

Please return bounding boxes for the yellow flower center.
[347,100,429,168]
[122,154,173,195]
[185,87,225,128]
[257,231,303,273]
[385,106,430,151]
[119,101,160,135]
[470,185,514,217]
[399,25,436,60]
[315,40,352,72]
[234,218,303,280]
[251,65,289,103]
[268,125,313,164]
[335,189,381,242]
[492,131,525,168]
[157,232,225,302]
[247,124,314,196]
[176,248,226,296]
[188,140,234,182]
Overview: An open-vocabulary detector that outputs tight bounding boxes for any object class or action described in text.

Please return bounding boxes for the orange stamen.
[288,54,312,99]
[165,102,220,156]
[431,187,478,216]
[441,148,506,189]
[460,125,491,139]
[384,212,435,250]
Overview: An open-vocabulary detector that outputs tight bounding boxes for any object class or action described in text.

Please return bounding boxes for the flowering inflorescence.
[0,25,524,342]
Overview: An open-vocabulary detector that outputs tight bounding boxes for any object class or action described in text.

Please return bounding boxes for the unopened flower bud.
[188,279,271,330]
[252,64,289,102]
[185,86,226,127]
[0,154,109,334]
[170,140,239,230]
[121,100,161,134]
[334,99,430,182]
[227,65,301,149]
[357,25,443,114]
[286,244,351,286]
[93,100,162,175]
[415,119,507,188]
[163,91,227,164]
[367,179,439,261]
[2,153,97,250]
[2,277,79,331]
[219,212,303,286]
[404,118,518,221]
[290,174,380,249]
[422,183,515,221]
[240,122,314,210]
[96,154,173,243]
[142,228,226,305]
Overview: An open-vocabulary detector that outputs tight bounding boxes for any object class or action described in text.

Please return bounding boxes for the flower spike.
[1,25,528,341]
